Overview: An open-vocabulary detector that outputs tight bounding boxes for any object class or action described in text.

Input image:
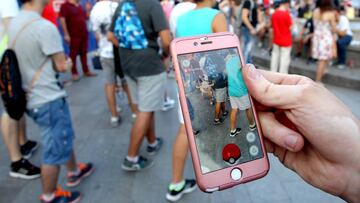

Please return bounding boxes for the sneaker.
[193,129,200,135]
[9,158,41,180]
[222,110,229,118]
[110,116,121,127]
[84,72,97,77]
[213,118,224,125]
[230,128,241,137]
[166,179,197,202]
[21,140,39,159]
[72,74,80,82]
[147,137,164,156]
[337,64,346,70]
[249,123,256,131]
[66,163,95,187]
[162,98,175,111]
[121,156,153,171]
[40,188,81,203]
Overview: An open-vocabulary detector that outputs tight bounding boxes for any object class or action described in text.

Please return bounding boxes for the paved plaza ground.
[0,68,359,203]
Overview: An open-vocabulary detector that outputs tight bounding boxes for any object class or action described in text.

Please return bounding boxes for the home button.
[230,168,242,181]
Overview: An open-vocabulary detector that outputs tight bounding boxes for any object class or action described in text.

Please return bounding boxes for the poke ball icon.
[222,143,241,165]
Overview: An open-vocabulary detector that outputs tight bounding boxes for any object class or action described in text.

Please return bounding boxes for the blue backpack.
[113,0,148,49]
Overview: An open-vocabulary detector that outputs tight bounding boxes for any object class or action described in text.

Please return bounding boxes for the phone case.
[171,32,269,193]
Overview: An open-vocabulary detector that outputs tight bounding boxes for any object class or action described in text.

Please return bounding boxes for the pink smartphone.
[171,32,269,193]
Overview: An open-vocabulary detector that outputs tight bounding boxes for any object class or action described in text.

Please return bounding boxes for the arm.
[59,17,70,43]
[242,8,256,34]
[158,29,172,56]
[212,13,228,33]
[107,31,119,47]
[51,52,72,73]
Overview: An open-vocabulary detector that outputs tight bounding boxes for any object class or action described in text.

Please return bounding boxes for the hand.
[250,28,257,36]
[65,58,72,72]
[242,64,360,203]
[64,34,71,44]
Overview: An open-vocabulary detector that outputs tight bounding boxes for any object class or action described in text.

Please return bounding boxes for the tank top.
[176,7,220,37]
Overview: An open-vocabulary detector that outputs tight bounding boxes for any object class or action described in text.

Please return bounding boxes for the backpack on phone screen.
[113,0,148,49]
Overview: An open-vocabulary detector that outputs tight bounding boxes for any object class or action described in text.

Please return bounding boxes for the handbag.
[92,52,102,70]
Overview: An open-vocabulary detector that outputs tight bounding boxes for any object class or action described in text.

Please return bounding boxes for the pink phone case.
[171,32,269,193]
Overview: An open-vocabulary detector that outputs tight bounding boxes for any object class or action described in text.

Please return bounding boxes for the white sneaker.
[162,98,175,111]
[110,117,120,127]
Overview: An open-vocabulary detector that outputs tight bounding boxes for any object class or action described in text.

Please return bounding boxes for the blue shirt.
[176,8,219,37]
[226,55,248,97]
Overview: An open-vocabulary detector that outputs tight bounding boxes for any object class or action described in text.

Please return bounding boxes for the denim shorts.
[27,98,74,165]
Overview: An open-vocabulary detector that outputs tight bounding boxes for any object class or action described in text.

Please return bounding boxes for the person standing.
[335,6,353,69]
[270,0,292,74]
[167,0,228,201]
[241,0,262,63]
[108,0,171,171]
[312,0,337,83]
[90,0,121,127]
[59,0,97,81]
[0,0,40,180]
[9,0,94,202]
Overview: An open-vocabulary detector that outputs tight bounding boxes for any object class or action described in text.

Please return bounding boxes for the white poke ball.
[182,59,190,68]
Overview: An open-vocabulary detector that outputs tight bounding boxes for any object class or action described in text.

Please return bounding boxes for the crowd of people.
[0,0,360,203]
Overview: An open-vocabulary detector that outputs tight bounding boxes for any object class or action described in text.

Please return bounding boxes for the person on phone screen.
[167,0,228,201]
[226,52,255,137]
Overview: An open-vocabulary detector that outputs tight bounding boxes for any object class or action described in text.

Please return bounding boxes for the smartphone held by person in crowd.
[171,32,269,193]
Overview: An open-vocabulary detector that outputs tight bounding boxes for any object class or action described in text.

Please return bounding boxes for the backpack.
[0,49,27,120]
[0,19,43,120]
[113,0,148,49]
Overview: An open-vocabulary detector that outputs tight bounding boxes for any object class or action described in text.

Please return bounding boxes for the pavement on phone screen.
[0,62,358,203]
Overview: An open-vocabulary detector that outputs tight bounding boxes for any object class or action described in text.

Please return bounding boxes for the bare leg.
[41,165,60,195]
[316,60,328,82]
[171,124,189,183]
[230,109,238,131]
[145,113,156,144]
[105,84,118,117]
[123,83,138,114]
[221,102,226,113]
[18,116,27,146]
[215,102,222,120]
[65,151,77,172]
[127,111,152,156]
[246,108,255,126]
[1,113,22,162]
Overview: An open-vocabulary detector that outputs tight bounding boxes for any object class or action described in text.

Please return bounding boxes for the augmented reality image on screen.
[177,48,264,174]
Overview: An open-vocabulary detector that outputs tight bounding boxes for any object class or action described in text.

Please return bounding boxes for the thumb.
[242,64,302,109]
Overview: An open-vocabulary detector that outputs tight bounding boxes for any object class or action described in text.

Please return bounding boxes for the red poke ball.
[222,144,241,165]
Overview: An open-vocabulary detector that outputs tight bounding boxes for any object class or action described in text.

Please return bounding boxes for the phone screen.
[177,47,264,174]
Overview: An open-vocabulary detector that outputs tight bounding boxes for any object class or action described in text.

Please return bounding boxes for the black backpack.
[0,19,41,120]
[0,49,27,120]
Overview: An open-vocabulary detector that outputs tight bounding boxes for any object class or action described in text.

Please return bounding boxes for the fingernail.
[247,64,261,80]
[285,135,298,150]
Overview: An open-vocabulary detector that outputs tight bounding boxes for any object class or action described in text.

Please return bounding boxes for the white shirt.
[169,2,196,35]
[337,15,353,36]
[0,0,19,56]
[90,1,118,58]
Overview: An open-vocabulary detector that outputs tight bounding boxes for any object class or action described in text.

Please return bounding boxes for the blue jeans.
[337,35,352,65]
[241,26,256,64]
[27,98,74,165]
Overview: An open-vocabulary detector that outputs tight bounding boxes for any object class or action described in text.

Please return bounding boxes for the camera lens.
[193,42,198,46]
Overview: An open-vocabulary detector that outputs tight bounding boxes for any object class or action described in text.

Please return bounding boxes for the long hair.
[316,0,335,12]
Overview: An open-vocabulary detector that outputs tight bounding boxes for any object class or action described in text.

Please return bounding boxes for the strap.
[28,58,48,93]
[9,18,41,49]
